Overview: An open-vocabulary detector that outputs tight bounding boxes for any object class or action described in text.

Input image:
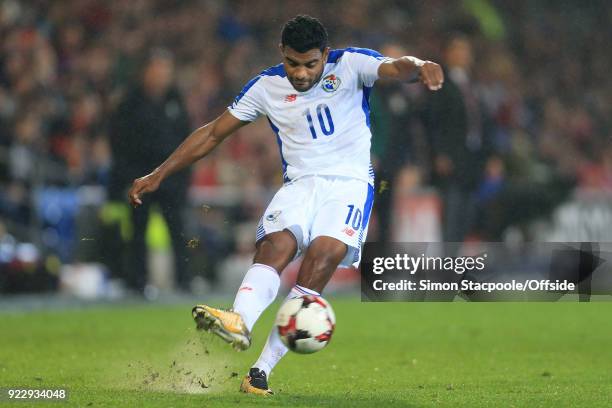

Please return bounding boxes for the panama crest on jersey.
[321,74,341,92]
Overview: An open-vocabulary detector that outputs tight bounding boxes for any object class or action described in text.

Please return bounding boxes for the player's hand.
[128,173,162,207]
[419,61,444,91]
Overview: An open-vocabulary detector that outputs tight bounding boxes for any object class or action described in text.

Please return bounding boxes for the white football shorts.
[256,175,375,267]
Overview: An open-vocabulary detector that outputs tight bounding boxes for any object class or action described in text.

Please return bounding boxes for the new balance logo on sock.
[233,264,281,332]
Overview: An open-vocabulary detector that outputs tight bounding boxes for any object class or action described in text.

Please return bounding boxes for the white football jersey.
[228,47,387,184]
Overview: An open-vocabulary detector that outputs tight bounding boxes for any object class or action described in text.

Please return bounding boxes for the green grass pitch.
[1,300,611,407]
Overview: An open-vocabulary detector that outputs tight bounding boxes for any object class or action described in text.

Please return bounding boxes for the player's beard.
[290,70,324,92]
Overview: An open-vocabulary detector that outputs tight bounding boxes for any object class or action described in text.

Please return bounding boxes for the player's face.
[280,45,329,92]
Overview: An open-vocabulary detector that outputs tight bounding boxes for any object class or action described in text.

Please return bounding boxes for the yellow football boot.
[192,305,251,350]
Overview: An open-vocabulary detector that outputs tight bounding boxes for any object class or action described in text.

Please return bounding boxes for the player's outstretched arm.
[128,110,246,207]
[378,56,444,91]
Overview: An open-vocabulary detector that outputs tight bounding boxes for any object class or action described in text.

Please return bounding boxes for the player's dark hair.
[281,15,328,53]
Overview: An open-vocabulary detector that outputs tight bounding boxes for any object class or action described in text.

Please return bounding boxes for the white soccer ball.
[275,295,336,354]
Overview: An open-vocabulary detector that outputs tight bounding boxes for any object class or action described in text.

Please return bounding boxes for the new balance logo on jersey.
[284,94,297,102]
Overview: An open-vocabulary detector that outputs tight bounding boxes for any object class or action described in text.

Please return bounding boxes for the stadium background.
[1,1,612,407]
[0,0,610,298]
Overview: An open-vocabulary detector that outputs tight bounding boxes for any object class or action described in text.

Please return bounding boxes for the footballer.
[128,15,443,395]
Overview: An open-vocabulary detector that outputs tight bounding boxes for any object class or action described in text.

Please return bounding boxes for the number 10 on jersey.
[303,104,334,139]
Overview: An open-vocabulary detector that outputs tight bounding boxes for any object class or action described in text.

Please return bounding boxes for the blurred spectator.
[108,50,191,292]
[371,43,428,243]
[424,33,493,241]
[0,0,610,292]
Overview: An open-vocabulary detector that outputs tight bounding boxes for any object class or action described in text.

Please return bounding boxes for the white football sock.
[232,263,281,332]
[253,284,320,375]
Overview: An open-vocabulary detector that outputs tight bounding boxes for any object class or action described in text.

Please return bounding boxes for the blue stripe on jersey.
[261,63,286,77]
[233,75,261,105]
[362,85,373,128]
[326,47,382,128]
[267,118,291,183]
[233,64,286,105]
[327,47,384,63]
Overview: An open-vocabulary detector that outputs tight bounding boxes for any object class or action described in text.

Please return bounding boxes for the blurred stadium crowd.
[0,0,610,295]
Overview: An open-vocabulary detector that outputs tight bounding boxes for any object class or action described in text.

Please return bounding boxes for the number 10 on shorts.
[345,205,362,230]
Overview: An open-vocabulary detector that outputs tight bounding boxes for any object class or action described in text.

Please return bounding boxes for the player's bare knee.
[297,248,344,292]
[307,240,347,272]
[253,231,297,271]
[266,232,298,257]
[310,252,341,273]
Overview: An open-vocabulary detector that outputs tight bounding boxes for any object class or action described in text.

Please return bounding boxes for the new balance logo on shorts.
[342,227,355,237]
